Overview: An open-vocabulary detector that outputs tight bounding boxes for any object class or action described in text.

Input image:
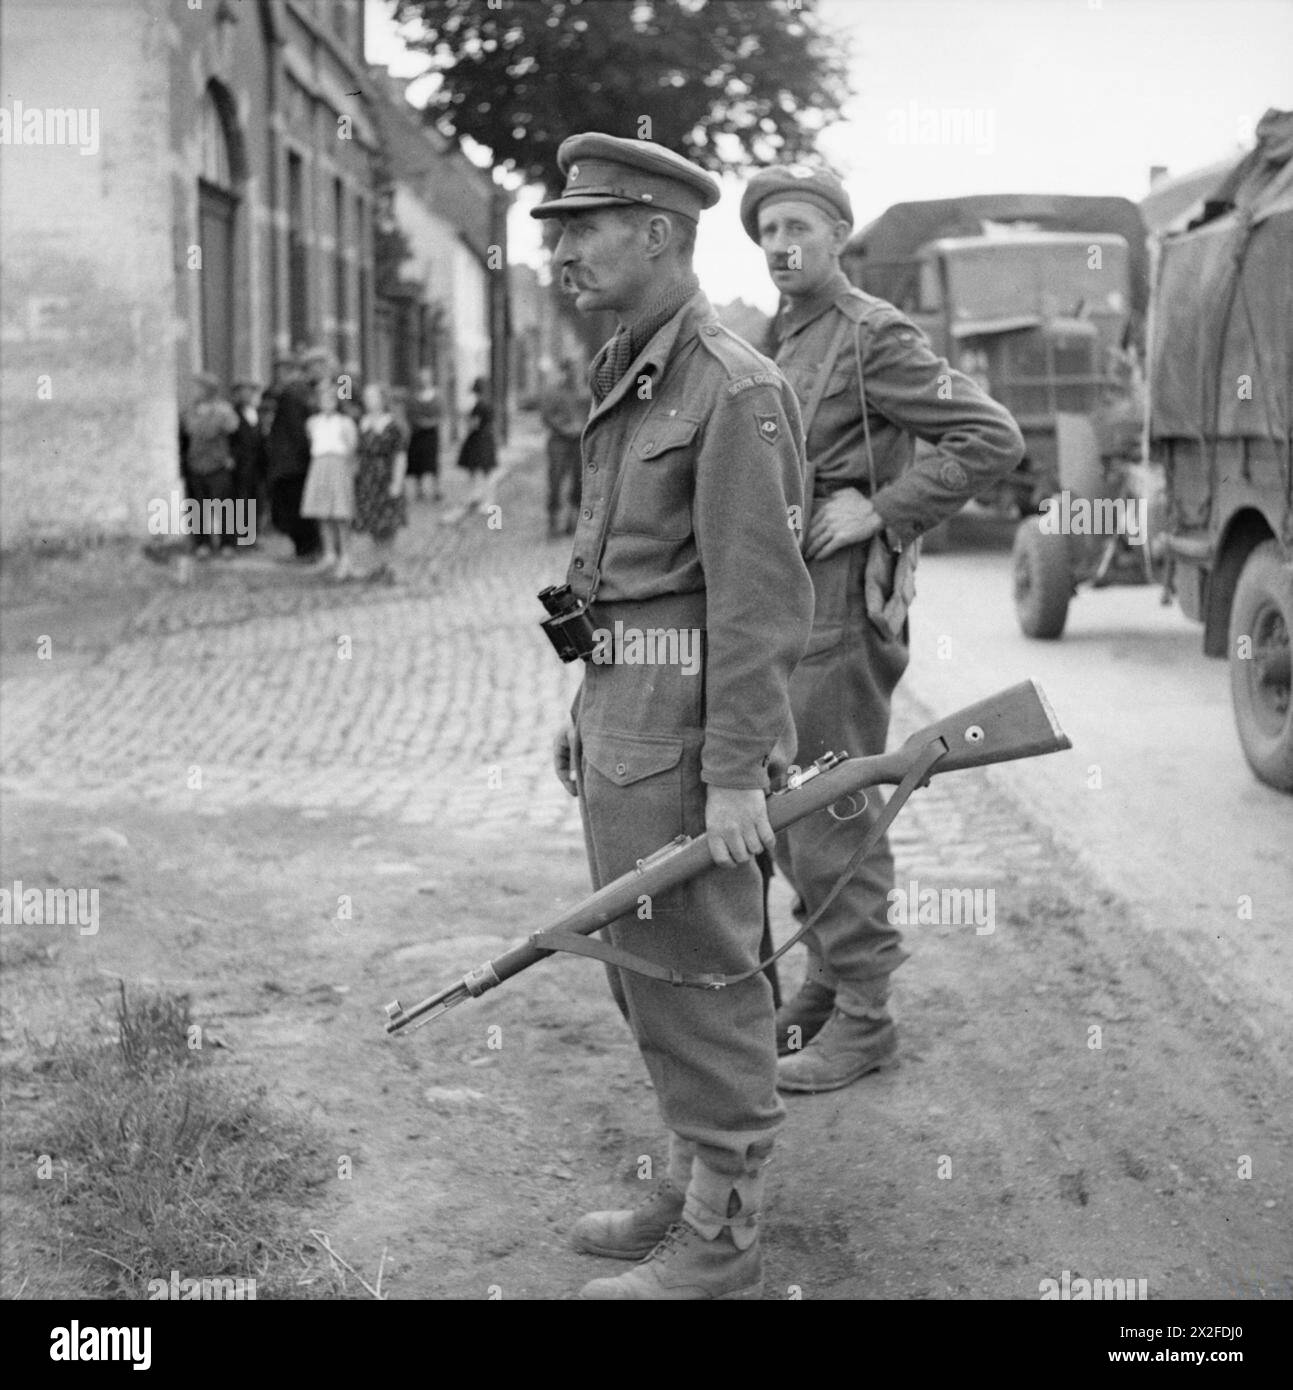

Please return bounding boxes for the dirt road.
[2,456,1288,1300]
[909,515,1293,1075]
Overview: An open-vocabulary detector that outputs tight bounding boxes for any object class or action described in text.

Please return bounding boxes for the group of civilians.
[177,350,498,583]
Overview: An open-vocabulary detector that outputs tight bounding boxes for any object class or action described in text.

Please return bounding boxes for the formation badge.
[755,412,781,445]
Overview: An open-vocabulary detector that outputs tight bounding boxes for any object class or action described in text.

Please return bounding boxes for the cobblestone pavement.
[2,429,583,838]
[1,422,1053,879]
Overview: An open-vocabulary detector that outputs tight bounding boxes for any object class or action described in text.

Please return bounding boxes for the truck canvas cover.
[843,194,1149,325]
[1149,109,1293,444]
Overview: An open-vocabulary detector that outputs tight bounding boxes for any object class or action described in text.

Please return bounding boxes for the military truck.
[842,194,1148,516]
[1149,110,1293,791]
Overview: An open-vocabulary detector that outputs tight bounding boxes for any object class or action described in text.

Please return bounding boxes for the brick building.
[365,69,508,436]
[0,0,505,548]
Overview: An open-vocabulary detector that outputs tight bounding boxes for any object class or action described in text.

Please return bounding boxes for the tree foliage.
[391,0,852,191]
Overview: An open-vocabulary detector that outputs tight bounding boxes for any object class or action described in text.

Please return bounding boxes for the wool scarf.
[589,273,700,404]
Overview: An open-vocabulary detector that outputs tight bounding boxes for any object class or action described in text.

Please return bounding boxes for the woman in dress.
[406,367,443,502]
[456,377,497,509]
[354,383,409,583]
[302,380,359,579]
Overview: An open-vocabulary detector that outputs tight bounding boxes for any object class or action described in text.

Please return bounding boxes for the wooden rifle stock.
[383,680,1069,1033]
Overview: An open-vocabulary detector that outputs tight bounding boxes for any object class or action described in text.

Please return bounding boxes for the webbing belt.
[531,737,948,989]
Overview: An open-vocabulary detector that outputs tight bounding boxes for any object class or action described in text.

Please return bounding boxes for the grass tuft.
[22,984,340,1298]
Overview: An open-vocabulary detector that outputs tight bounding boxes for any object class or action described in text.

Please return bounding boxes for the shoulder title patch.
[727,371,780,396]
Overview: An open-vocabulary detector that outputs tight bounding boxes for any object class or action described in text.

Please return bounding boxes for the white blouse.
[307,412,358,457]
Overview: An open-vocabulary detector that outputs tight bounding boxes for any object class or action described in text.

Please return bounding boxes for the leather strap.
[581,442,633,606]
[581,335,701,604]
[531,737,947,989]
[796,313,853,551]
[852,315,880,501]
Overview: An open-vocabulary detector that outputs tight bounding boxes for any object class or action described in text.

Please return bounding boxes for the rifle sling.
[532,737,947,989]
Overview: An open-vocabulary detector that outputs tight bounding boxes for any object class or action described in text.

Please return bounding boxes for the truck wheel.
[1228,540,1293,792]
[1013,515,1071,639]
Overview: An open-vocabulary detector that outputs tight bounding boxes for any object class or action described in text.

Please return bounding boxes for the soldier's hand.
[806,488,884,560]
[553,720,580,798]
[705,786,776,867]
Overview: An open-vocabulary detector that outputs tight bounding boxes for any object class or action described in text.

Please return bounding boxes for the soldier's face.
[757,200,847,299]
[553,209,653,316]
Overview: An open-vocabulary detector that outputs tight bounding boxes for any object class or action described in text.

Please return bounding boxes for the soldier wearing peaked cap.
[534,133,815,1299]
[740,163,1025,1093]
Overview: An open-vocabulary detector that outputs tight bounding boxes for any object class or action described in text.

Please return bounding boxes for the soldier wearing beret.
[535,133,814,1299]
[740,164,1025,1093]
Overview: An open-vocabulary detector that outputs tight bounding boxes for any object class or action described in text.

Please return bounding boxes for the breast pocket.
[611,417,700,540]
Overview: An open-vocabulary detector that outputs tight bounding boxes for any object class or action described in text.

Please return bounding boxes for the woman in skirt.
[354,383,409,583]
[456,377,497,508]
[302,380,359,579]
[406,367,443,502]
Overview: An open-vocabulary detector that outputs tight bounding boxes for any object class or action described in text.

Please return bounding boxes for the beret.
[531,132,721,223]
[739,164,853,242]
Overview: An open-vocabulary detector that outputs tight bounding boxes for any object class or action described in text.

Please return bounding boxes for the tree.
[391,0,852,192]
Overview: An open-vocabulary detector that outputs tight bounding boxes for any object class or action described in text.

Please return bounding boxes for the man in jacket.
[741,165,1025,1093]
[537,133,814,1299]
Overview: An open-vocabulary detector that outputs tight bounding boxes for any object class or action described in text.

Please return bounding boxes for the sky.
[365,0,1293,312]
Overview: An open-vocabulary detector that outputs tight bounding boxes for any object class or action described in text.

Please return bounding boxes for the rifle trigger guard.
[827,791,868,822]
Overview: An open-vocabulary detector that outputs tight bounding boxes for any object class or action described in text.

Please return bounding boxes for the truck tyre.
[1013,515,1071,639]
[1228,540,1293,792]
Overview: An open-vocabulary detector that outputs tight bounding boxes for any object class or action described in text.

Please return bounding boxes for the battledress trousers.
[567,290,813,1199]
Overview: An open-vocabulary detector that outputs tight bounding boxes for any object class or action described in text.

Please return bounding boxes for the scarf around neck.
[589,272,700,404]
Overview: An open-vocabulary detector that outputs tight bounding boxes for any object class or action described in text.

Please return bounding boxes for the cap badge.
[788,165,815,179]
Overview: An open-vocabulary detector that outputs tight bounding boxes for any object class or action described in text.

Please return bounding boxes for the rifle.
[383,679,1070,1034]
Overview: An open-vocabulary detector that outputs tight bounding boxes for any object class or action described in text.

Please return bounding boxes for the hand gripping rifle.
[383,680,1070,1034]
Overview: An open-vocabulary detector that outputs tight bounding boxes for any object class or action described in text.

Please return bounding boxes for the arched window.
[199,87,234,189]
[197,83,241,386]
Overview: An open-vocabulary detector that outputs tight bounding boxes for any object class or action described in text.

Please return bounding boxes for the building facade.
[0,0,505,547]
[366,69,507,436]
[170,0,384,389]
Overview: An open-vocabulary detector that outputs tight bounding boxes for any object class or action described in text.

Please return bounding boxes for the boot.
[570,1135,692,1260]
[578,1160,763,1300]
[775,980,837,1056]
[776,998,897,1094]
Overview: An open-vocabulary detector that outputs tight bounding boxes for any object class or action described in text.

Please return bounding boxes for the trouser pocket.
[580,728,702,919]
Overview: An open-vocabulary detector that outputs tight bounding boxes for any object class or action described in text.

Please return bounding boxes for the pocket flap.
[582,731,684,786]
[636,418,700,459]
